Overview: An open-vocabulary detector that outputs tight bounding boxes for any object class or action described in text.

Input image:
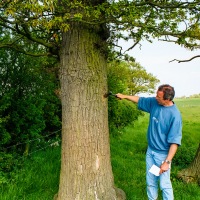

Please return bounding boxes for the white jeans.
[146,147,174,200]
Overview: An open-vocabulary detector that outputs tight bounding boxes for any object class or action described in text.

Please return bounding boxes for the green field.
[0,98,200,200]
[111,97,200,200]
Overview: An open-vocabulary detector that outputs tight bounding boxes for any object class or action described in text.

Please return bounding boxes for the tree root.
[115,187,126,200]
[177,169,199,184]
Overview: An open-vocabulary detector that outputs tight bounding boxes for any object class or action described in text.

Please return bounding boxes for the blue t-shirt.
[138,97,182,153]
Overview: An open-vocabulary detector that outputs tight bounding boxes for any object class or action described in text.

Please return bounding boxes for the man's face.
[156,91,166,105]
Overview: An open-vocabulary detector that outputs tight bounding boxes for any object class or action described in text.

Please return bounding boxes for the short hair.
[158,84,175,101]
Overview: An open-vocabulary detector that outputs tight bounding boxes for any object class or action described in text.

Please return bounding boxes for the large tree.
[0,1,200,199]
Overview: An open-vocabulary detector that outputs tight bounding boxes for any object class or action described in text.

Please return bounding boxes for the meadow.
[111,97,200,200]
[0,98,200,200]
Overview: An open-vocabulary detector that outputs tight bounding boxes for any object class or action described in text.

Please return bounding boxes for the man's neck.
[163,101,174,107]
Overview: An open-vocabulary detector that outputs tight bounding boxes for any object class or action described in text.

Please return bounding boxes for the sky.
[123,39,200,97]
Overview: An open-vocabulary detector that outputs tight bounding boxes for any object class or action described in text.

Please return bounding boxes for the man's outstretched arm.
[116,93,140,103]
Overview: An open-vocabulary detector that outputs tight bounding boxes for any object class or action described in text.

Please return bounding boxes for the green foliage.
[173,145,197,168]
[0,1,200,198]
[173,98,200,168]
[0,48,61,155]
[110,97,200,199]
[189,93,200,98]
[0,1,200,58]
[107,60,159,134]
[108,98,142,135]
[0,113,11,145]
[1,97,200,199]
[126,62,160,95]
[107,61,130,94]
[0,146,60,199]
[107,60,159,95]
[0,152,21,185]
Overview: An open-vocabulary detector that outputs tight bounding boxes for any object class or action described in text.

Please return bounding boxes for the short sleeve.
[167,115,182,146]
[138,97,156,113]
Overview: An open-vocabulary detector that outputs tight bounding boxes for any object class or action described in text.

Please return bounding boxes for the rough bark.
[177,143,200,184]
[55,23,125,200]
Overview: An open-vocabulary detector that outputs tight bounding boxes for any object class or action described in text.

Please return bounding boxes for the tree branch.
[169,55,200,63]
[0,43,53,57]
[136,1,200,10]
[124,40,140,53]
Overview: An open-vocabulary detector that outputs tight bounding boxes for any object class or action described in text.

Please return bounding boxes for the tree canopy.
[0,0,200,59]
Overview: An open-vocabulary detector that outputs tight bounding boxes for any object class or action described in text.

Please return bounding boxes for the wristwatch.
[165,160,171,164]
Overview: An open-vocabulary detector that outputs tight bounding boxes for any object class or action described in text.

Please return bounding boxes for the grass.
[0,148,60,200]
[111,115,148,200]
[111,98,200,200]
[0,98,200,199]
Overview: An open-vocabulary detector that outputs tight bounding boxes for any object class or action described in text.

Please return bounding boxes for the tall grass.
[0,98,200,199]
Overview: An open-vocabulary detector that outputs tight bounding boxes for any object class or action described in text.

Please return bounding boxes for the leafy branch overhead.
[0,0,200,59]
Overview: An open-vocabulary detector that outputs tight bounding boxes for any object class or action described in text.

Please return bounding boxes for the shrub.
[173,145,197,168]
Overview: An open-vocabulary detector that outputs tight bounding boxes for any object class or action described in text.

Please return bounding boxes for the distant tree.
[1,1,200,199]
[108,60,160,95]
[189,94,200,98]
[107,60,159,132]
[126,62,160,95]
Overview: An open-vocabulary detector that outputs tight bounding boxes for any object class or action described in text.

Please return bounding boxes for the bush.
[0,152,21,185]
[0,49,61,155]
[108,96,143,134]
[173,145,197,168]
[107,60,157,135]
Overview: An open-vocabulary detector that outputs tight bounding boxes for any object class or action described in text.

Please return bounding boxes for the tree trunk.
[55,23,124,200]
[177,143,200,184]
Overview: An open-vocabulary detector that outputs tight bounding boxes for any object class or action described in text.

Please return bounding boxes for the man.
[116,84,182,200]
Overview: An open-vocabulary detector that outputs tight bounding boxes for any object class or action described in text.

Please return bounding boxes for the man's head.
[156,84,175,106]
